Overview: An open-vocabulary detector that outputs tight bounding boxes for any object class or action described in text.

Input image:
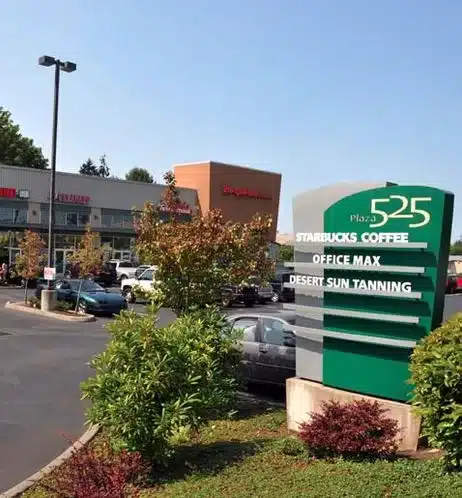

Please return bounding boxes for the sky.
[2,0,462,239]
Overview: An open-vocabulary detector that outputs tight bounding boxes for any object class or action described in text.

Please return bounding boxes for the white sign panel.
[44,267,56,281]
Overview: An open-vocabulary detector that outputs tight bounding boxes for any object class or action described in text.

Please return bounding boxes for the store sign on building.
[159,200,192,215]
[287,184,454,403]
[0,187,30,199]
[54,193,91,205]
[222,184,271,200]
[0,187,17,198]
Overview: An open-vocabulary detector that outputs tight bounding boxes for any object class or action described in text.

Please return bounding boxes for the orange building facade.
[174,161,281,241]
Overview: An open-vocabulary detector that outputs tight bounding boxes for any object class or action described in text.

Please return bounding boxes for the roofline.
[0,163,197,193]
[173,160,282,177]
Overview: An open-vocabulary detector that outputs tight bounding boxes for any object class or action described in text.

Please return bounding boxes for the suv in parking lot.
[108,260,137,282]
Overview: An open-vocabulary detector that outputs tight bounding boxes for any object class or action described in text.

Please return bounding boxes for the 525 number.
[369,195,432,229]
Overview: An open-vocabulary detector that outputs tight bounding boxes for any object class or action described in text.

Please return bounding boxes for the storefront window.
[65,213,78,227]
[0,207,27,224]
[113,237,131,250]
[55,234,76,249]
[101,212,134,229]
[53,210,90,227]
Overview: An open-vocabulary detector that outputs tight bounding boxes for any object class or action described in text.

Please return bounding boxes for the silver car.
[226,312,296,386]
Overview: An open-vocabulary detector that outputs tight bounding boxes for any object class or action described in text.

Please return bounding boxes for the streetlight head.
[61,61,77,73]
[38,55,56,67]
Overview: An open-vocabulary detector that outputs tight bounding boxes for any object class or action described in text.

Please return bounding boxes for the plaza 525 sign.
[346,187,443,232]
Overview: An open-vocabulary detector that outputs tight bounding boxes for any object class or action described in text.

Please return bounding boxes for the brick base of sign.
[286,377,421,452]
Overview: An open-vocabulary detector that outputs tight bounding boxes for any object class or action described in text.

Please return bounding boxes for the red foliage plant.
[43,438,149,498]
[298,399,400,459]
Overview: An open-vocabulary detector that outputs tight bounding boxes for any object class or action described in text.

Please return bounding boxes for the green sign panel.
[289,184,454,402]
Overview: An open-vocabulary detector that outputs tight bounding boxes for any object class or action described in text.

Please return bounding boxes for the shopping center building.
[0,161,281,269]
[0,164,198,271]
[174,161,281,241]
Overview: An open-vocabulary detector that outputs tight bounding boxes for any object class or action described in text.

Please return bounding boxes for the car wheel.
[120,274,127,281]
[222,296,232,307]
[78,301,88,314]
[271,292,280,303]
[123,287,136,304]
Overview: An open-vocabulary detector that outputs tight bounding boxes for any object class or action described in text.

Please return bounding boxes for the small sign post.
[44,267,56,281]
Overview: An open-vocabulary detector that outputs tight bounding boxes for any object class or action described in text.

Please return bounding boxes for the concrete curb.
[5,302,96,322]
[0,424,100,498]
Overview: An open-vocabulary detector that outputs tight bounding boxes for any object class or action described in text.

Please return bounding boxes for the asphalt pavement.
[0,287,461,493]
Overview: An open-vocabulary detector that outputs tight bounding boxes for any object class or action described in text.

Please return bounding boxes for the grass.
[23,402,462,498]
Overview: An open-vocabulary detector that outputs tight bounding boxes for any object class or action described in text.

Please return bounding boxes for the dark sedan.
[36,279,128,315]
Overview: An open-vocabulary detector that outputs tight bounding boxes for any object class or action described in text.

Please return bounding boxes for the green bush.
[81,304,242,462]
[410,313,462,469]
[273,436,307,456]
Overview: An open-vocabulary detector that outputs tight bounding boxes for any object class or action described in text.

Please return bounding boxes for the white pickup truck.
[120,265,158,303]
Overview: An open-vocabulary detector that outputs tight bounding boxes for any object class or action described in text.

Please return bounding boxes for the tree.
[450,240,462,255]
[0,232,9,263]
[79,158,98,176]
[0,107,48,169]
[79,154,111,178]
[125,167,154,183]
[98,154,110,178]
[14,231,46,302]
[68,226,104,312]
[135,172,274,315]
[277,244,294,263]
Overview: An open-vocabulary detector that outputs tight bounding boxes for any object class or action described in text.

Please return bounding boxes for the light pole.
[38,56,76,290]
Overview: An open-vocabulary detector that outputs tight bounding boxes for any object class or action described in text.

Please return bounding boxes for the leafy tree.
[125,167,154,183]
[0,232,9,263]
[278,244,294,263]
[0,107,48,169]
[135,172,274,315]
[79,154,111,178]
[450,240,462,255]
[68,226,104,312]
[14,230,46,302]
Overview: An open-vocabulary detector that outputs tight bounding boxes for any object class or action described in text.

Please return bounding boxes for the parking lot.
[1,285,461,493]
[0,286,285,493]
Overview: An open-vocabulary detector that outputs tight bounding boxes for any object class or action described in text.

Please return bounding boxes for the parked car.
[221,284,257,307]
[64,262,117,287]
[270,272,295,303]
[247,277,275,304]
[108,260,137,282]
[446,273,458,294]
[135,264,151,278]
[36,278,128,315]
[121,266,158,303]
[226,312,296,386]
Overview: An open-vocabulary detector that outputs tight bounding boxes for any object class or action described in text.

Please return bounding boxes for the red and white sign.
[55,193,91,205]
[0,187,17,198]
[44,267,56,281]
[222,184,272,200]
[159,201,192,215]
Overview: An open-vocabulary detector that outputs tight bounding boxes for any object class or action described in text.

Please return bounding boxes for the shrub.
[298,399,399,459]
[81,304,242,461]
[410,314,462,469]
[27,296,40,308]
[56,300,73,312]
[273,436,306,456]
[42,438,148,498]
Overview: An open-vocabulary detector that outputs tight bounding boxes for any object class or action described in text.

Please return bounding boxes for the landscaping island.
[21,401,462,498]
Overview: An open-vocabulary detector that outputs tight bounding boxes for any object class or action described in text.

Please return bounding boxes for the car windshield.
[67,280,104,292]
